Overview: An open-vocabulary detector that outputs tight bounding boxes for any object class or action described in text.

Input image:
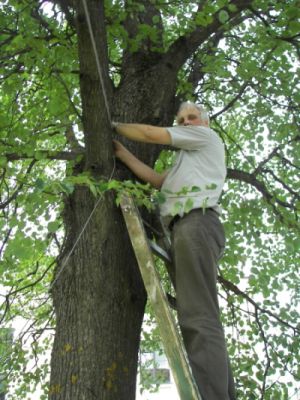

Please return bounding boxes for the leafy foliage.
[0,0,299,399]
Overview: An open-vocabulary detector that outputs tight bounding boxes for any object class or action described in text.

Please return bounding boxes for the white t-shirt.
[159,125,226,217]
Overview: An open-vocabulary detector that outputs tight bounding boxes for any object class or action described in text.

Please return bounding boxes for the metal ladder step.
[149,240,172,264]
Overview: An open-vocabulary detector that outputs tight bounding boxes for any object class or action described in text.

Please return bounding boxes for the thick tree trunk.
[49,187,146,400]
[49,1,147,399]
[49,1,180,399]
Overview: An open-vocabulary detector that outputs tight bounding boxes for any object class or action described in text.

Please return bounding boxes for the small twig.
[218,274,299,333]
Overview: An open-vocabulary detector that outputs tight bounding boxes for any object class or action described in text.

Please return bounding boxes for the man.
[113,102,236,400]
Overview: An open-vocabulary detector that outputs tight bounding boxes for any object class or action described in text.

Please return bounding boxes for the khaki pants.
[171,209,236,400]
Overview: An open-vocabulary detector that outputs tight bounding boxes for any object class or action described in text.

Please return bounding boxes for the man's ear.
[200,119,209,127]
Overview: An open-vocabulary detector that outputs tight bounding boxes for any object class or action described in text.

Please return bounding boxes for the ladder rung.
[149,240,172,263]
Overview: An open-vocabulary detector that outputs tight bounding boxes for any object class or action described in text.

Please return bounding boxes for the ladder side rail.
[120,195,202,400]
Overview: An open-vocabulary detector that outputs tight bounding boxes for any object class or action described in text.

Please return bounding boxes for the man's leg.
[171,209,235,400]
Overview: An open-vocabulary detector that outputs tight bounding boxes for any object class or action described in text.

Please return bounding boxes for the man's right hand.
[113,139,129,161]
[112,140,167,189]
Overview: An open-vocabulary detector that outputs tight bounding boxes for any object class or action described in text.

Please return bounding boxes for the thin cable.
[48,0,118,290]
[81,0,111,124]
[49,157,116,290]
[49,195,103,291]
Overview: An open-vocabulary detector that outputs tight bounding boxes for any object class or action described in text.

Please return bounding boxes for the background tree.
[0,328,14,399]
[0,0,299,399]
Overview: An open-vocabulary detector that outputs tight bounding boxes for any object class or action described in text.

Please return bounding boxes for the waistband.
[164,207,219,231]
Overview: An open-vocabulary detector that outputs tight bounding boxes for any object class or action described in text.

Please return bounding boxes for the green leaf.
[60,181,74,194]
[0,156,7,167]
[152,15,160,24]
[218,10,229,24]
[35,178,45,190]
[171,201,183,216]
[288,20,300,35]
[205,183,217,190]
[34,151,45,160]
[195,12,212,27]
[155,192,166,204]
[107,180,122,190]
[47,221,60,233]
[184,198,194,213]
[97,181,109,192]
[89,183,98,197]
[154,159,164,173]
[228,4,238,13]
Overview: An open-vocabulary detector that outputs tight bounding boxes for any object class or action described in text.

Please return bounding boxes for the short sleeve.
[166,126,211,150]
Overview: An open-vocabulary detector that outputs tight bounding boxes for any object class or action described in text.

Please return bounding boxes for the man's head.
[176,102,210,127]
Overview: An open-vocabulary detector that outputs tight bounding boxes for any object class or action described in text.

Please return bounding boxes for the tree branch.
[211,80,250,120]
[123,0,164,51]
[254,135,300,176]
[4,149,84,162]
[227,168,297,213]
[0,160,36,210]
[8,260,55,298]
[65,125,84,151]
[52,0,76,28]
[164,0,253,69]
[218,275,299,333]
[186,31,224,97]
[54,72,82,120]
[255,308,271,400]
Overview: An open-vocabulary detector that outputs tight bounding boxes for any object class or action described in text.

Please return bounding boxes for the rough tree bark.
[49,1,148,399]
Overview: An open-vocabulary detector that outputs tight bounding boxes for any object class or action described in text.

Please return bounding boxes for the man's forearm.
[118,148,165,189]
[114,123,150,142]
[114,123,171,145]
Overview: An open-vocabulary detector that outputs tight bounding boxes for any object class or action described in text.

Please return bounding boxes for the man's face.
[176,107,206,126]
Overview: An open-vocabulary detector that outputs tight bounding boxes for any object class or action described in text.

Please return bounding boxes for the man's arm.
[114,140,167,189]
[114,123,171,145]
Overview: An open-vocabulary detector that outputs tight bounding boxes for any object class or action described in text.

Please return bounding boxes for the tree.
[0,328,14,399]
[0,0,299,399]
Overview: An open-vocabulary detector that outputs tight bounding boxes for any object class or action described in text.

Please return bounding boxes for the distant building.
[136,351,179,400]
